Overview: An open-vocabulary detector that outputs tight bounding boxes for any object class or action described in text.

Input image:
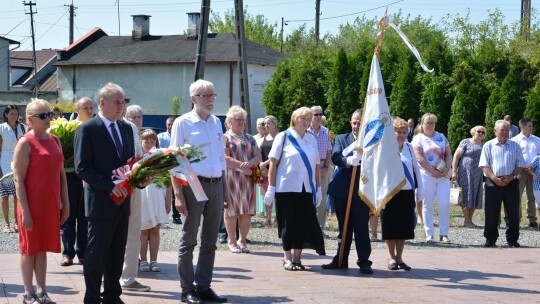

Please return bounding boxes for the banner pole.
[338,165,357,269]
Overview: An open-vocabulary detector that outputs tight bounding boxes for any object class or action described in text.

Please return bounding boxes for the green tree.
[388,60,421,121]
[524,80,540,125]
[209,9,280,50]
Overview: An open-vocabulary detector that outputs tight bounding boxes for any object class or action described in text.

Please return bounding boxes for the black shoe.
[321,260,348,269]
[173,218,182,224]
[360,265,374,274]
[508,242,521,248]
[181,290,201,304]
[483,241,496,248]
[528,222,538,228]
[196,288,227,303]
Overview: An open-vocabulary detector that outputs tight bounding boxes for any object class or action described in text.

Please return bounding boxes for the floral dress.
[457,139,484,209]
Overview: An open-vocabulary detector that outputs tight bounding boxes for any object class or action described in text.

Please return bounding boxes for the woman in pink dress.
[13,99,69,304]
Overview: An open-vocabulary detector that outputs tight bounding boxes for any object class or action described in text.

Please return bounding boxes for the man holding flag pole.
[321,10,433,271]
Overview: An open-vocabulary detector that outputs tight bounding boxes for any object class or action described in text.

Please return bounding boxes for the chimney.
[132,15,151,40]
[186,12,200,38]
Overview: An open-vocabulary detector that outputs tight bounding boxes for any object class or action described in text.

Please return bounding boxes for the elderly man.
[170,79,228,304]
[479,120,525,248]
[322,109,373,274]
[60,97,94,267]
[511,118,540,228]
[308,105,333,229]
[75,83,138,303]
[158,116,182,224]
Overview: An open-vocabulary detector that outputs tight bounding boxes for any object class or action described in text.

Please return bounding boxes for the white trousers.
[316,174,330,228]
[121,189,142,285]
[421,174,451,237]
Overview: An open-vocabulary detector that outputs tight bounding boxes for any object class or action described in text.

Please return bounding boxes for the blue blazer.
[327,133,361,201]
[74,116,135,219]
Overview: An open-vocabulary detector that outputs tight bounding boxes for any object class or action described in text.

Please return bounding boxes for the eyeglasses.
[195,93,217,99]
[232,118,245,122]
[30,112,54,120]
[313,113,323,117]
[476,130,485,134]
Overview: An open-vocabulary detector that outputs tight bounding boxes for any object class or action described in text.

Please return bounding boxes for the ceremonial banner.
[357,54,406,215]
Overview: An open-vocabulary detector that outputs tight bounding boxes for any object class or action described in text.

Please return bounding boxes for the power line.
[1,17,29,36]
[35,9,69,43]
[287,0,404,22]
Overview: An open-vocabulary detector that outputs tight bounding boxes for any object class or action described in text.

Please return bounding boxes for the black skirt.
[381,189,415,240]
[275,190,326,255]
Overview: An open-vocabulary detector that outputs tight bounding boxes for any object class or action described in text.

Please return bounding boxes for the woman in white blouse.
[264,107,325,271]
[412,113,453,243]
[1,105,26,233]
[381,118,424,271]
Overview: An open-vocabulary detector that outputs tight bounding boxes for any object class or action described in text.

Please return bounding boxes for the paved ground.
[1,248,540,304]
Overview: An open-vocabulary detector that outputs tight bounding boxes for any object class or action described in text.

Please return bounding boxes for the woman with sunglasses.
[13,99,69,304]
[0,105,26,234]
[451,125,487,228]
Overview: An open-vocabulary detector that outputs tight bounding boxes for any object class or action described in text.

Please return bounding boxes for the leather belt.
[198,176,222,184]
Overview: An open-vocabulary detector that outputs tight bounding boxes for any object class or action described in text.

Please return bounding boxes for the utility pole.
[280,17,285,53]
[23,1,38,97]
[521,0,531,41]
[234,0,251,134]
[194,0,210,81]
[315,0,321,43]
[65,1,77,44]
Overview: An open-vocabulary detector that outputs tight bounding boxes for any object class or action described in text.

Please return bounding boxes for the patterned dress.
[224,131,257,217]
[457,139,484,209]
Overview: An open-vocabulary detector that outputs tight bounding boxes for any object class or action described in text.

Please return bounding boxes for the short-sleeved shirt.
[157,132,171,148]
[268,128,319,193]
[170,110,226,178]
[479,138,525,176]
[411,132,449,175]
[0,122,25,152]
[308,125,332,160]
[511,133,540,166]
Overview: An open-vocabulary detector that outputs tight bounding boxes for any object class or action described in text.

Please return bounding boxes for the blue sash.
[285,130,316,206]
[402,162,415,189]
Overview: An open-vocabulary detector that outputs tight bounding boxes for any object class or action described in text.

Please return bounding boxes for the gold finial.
[375,8,389,58]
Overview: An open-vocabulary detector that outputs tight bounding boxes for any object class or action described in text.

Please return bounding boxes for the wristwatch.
[513,175,518,179]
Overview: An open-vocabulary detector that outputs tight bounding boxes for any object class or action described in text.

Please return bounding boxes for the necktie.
[110,122,123,158]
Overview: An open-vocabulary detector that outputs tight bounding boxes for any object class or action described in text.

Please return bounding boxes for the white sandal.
[149,261,160,272]
[139,261,150,272]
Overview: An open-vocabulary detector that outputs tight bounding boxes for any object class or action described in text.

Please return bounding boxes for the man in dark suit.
[322,109,373,274]
[75,82,135,304]
[407,118,415,142]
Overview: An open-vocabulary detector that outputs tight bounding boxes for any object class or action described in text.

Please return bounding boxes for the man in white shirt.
[511,118,540,228]
[170,79,228,304]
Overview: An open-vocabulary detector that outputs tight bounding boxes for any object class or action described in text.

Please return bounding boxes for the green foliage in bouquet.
[48,118,82,172]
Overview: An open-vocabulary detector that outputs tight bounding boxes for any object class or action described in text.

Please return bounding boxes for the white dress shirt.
[511,133,540,166]
[170,110,226,178]
[268,128,320,193]
[98,113,123,146]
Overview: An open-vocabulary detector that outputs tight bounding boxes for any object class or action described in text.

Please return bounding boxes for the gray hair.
[310,105,323,113]
[225,105,247,125]
[352,109,362,119]
[75,97,93,109]
[495,119,510,129]
[98,82,125,101]
[125,105,143,119]
[189,79,214,96]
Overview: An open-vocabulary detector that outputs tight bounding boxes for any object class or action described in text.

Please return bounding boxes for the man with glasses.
[308,105,333,229]
[60,97,94,267]
[170,79,228,303]
[75,83,142,304]
[511,118,540,228]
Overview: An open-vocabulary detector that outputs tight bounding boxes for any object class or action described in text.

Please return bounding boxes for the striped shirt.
[308,125,332,159]
[479,138,525,176]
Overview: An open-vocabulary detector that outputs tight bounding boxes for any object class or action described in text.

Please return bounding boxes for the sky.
[0,0,536,51]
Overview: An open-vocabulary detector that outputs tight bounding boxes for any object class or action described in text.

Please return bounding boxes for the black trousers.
[330,195,372,267]
[484,179,520,244]
[83,211,129,304]
[61,172,87,259]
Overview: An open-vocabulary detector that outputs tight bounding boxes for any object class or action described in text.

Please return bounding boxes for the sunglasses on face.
[313,113,323,117]
[476,130,485,134]
[31,112,54,120]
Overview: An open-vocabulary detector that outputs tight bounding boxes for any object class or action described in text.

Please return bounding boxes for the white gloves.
[346,151,361,167]
[315,187,322,208]
[264,186,276,206]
